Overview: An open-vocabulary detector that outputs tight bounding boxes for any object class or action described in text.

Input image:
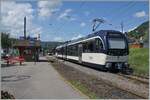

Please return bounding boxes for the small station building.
[12,37,41,61]
[12,16,41,61]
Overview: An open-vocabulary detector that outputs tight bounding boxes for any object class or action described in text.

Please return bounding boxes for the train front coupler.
[105,62,133,74]
[120,63,133,75]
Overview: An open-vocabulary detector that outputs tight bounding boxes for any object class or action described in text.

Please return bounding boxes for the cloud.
[71,34,83,40]
[58,8,76,21]
[134,11,146,18]
[54,37,64,42]
[127,26,137,32]
[65,9,72,13]
[58,9,72,19]
[80,22,86,27]
[38,0,61,18]
[1,1,43,38]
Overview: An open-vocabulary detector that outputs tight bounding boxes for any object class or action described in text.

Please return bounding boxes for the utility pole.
[24,16,26,39]
[121,21,124,33]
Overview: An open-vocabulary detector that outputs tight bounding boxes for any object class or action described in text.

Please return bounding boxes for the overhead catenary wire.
[74,2,132,33]
[112,3,148,32]
[51,0,86,38]
[106,2,136,29]
[81,1,135,31]
[51,1,145,39]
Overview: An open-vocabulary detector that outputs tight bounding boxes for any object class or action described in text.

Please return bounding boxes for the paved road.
[1,57,87,99]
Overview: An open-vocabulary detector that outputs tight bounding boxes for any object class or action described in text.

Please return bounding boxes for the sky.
[0,0,149,42]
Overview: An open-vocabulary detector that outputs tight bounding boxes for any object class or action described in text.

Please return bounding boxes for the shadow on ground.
[2,75,31,82]
[38,59,48,62]
[1,64,27,68]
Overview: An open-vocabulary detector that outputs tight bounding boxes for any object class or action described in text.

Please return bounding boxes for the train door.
[78,44,83,63]
[65,46,67,60]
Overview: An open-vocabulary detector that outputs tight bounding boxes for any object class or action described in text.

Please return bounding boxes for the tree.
[1,32,11,49]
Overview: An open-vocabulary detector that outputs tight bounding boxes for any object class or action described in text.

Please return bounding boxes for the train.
[55,30,132,73]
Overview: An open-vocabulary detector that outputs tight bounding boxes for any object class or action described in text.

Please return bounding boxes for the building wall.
[129,43,143,48]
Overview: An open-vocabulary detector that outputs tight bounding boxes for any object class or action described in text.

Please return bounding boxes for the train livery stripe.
[82,53,107,65]
[56,53,128,65]
[68,36,105,50]
[106,55,128,62]
[57,54,63,58]
[57,36,105,50]
[67,55,78,60]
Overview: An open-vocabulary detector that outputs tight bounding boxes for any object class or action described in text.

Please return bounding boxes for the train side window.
[95,38,103,52]
[83,42,87,53]
[70,45,73,55]
[75,44,78,56]
[57,48,61,55]
[67,44,78,56]
[83,40,95,53]
[87,40,94,53]
[72,45,75,56]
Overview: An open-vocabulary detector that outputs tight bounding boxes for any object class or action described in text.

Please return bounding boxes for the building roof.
[13,39,41,47]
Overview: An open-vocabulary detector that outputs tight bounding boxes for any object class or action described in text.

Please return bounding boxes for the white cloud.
[127,26,137,32]
[58,9,75,21]
[69,17,76,21]
[38,0,61,18]
[54,37,63,42]
[58,9,72,19]
[1,1,43,38]
[134,11,146,18]
[71,34,83,40]
[65,9,72,13]
[80,22,86,27]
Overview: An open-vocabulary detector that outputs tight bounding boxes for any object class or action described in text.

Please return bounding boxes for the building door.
[78,44,83,63]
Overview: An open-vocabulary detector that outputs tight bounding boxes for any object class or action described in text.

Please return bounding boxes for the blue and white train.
[55,30,131,72]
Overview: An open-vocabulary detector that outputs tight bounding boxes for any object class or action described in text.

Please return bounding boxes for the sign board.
[29,40,35,46]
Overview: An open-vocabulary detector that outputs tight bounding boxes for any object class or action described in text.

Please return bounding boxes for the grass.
[129,48,149,76]
[49,59,99,99]
[70,80,98,99]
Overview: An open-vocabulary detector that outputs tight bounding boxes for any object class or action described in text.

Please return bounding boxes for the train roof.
[56,30,122,49]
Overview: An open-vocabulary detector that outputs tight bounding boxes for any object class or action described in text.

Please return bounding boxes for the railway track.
[47,56,149,99]
[112,73,149,99]
[118,73,149,85]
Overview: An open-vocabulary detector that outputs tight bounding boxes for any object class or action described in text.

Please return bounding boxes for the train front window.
[107,33,126,49]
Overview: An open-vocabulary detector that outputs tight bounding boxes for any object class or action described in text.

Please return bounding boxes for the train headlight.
[124,62,129,67]
[106,62,112,68]
[117,63,123,69]
[124,52,128,55]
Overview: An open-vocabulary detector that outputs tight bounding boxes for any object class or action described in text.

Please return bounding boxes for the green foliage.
[41,41,63,52]
[127,21,149,42]
[1,32,11,49]
[129,48,149,76]
[1,32,18,49]
[70,80,98,99]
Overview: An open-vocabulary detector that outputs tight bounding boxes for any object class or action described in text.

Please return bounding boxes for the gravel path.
[48,56,148,99]
[1,57,87,99]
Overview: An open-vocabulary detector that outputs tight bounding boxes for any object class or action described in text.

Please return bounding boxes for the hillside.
[127,21,149,43]
[41,41,63,50]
